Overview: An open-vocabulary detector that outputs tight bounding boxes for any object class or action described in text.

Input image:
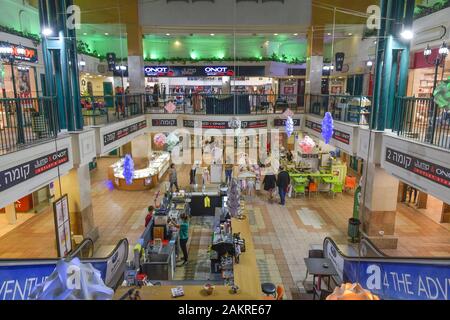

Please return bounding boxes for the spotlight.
[400,29,414,40]
[366,60,373,67]
[42,28,53,36]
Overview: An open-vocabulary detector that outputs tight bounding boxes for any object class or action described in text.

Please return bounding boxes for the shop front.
[0,40,40,99]
[143,65,274,114]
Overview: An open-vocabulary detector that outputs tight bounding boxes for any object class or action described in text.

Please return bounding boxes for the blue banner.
[344,260,450,300]
[0,261,108,300]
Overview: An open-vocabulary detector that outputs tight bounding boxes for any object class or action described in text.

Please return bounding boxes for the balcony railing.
[0,97,57,155]
[81,94,145,126]
[142,93,306,115]
[393,96,449,149]
[308,94,373,126]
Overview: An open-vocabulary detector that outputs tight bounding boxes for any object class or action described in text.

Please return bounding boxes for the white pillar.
[5,203,17,225]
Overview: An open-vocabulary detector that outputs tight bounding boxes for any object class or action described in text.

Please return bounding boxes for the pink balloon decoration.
[299,136,316,154]
[153,133,167,147]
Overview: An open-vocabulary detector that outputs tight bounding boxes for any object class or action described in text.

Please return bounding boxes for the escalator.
[0,238,129,300]
[323,237,450,300]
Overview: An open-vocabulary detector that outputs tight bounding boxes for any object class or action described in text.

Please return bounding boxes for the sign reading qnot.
[103,120,147,146]
[385,148,450,188]
[0,149,69,192]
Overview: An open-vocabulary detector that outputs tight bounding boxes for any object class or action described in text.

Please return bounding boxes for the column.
[361,164,399,249]
[54,165,98,241]
[306,27,324,95]
[131,134,151,167]
[5,203,17,225]
[126,23,145,94]
[440,203,450,223]
[416,192,428,209]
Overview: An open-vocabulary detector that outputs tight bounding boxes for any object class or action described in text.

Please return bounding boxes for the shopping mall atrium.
[0,0,449,302]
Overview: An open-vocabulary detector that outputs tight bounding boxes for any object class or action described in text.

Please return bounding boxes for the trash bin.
[348,218,361,242]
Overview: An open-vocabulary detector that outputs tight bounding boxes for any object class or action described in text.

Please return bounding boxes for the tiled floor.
[0,158,449,299]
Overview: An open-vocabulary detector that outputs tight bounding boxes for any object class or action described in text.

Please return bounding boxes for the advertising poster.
[53,194,72,257]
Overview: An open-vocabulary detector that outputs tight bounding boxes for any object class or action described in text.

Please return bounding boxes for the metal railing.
[393,96,449,149]
[81,94,145,126]
[308,94,373,126]
[0,97,57,155]
[142,93,306,115]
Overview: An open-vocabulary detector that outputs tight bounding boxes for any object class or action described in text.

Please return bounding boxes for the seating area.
[289,172,354,198]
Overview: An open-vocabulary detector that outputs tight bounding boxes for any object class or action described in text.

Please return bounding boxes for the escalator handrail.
[323,237,450,265]
[68,238,95,259]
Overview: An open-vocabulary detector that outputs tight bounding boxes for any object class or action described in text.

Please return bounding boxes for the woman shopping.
[263,168,277,203]
[170,213,190,266]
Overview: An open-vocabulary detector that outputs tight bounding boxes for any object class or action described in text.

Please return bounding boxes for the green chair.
[293,184,306,198]
[330,183,343,198]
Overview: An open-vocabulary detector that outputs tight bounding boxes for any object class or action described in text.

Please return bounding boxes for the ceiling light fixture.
[400,29,414,40]
[42,28,53,36]
[104,32,109,36]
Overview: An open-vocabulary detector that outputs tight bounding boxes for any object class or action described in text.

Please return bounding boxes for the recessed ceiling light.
[274,33,278,36]
[83,32,87,36]
[104,32,109,35]
[348,33,353,36]
[327,33,331,36]
[210,33,215,36]
[293,33,298,36]
[166,33,171,36]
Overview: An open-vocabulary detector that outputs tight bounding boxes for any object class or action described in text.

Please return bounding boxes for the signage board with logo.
[305,120,350,145]
[274,118,301,127]
[241,120,267,129]
[385,148,450,189]
[144,66,264,77]
[0,42,38,63]
[151,119,178,127]
[103,120,147,146]
[53,194,71,257]
[0,149,69,192]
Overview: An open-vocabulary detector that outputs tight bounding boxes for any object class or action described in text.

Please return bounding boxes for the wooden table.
[114,216,262,300]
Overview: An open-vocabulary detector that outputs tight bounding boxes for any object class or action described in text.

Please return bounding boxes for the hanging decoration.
[153,133,167,147]
[123,154,134,185]
[299,136,316,154]
[283,108,294,119]
[433,76,450,108]
[285,116,294,138]
[164,101,177,114]
[166,132,180,152]
[227,179,241,218]
[29,258,114,300]
[321,112,334,144]
[326,283,380,300]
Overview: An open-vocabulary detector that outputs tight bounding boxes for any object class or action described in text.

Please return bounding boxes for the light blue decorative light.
[123,154,134,185]
[285,116,294,138]
[321,112,334,144]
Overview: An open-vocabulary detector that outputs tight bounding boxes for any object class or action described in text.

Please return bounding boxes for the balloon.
[299,135,316,154]
[166,132,179,152]
[153,133,166,147]
[285,116,294,138]
[433,77,450,108]
[322,112,334,144]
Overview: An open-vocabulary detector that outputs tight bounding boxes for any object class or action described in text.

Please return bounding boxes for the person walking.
[170,213,190,265]
[263,170,277,202]
[169,164,179,192]
[277,166,290,206]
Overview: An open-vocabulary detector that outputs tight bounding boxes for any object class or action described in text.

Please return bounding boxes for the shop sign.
[241,120,267,129]
[301,153,319,159]
[385,148,450,188]
[144,66,173,77]
[151,119,178,127]
[0,149,69,193]
[103,120,147,146]
[274,118,301,127]
[305,120,350,145]
[144,66,264,77]
[204,66,234,76]
[0,41,38,63]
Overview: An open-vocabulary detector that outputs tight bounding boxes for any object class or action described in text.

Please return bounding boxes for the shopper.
[263,170,277,202]
[286,150,293,162]
[169,164,179,192]
[144,206,154,228]
[277,166,290,206]
[171,213,190,265]
[225,161,234,184]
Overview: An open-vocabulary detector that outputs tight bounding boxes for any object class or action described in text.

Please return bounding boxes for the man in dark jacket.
[277,166,291,206]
